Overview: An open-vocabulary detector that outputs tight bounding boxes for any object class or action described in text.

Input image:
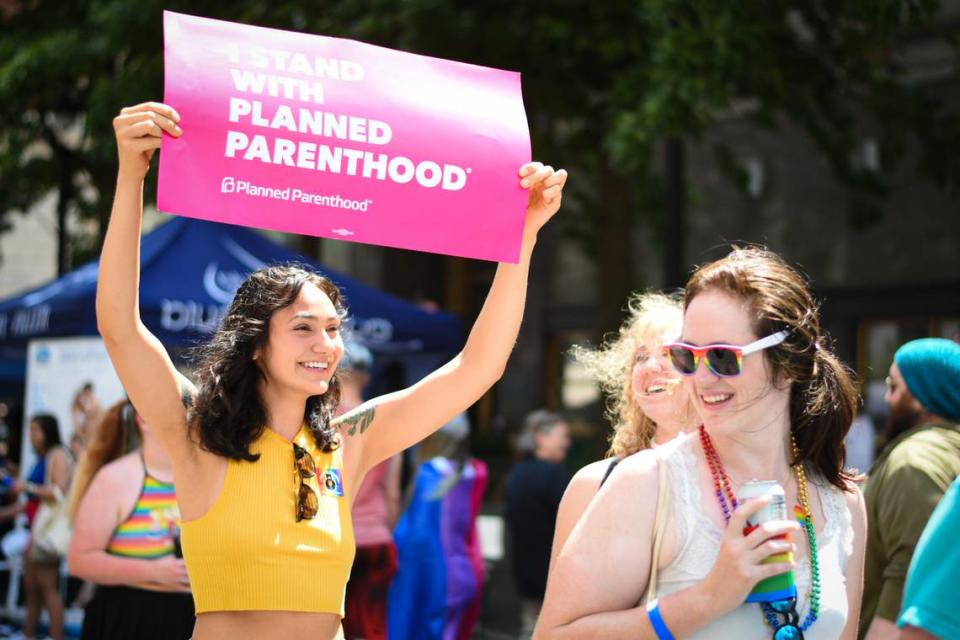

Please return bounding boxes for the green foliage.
[0,0,957,269]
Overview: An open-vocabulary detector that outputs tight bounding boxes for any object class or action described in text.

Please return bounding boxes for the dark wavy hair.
[189,264,346,461]
[30,413,62,453]
[685,247,860,492]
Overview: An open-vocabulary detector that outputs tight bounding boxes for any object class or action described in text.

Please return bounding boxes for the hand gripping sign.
[158,12,532,263]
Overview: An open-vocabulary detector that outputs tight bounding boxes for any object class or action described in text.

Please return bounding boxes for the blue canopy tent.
[0,217,463,385]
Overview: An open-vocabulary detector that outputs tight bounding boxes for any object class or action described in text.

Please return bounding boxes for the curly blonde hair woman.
[548,292,694,569]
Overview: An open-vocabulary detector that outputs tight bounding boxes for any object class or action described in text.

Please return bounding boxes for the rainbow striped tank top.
[107,472,180,559]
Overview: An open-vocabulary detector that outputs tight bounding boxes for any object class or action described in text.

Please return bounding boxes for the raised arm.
[97,103,193,461]
[338,163,567,471]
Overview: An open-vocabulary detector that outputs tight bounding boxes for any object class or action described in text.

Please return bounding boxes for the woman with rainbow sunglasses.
[537,247,867,640]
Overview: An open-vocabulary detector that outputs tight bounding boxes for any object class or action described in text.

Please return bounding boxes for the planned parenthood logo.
[220,176,372,212]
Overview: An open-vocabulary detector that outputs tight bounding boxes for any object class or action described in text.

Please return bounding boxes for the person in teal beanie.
[859,338,960,640]
[894,338,960,421]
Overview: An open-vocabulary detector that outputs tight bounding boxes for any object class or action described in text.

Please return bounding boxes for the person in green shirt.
[897,476,960,639]
[860,338,960,640]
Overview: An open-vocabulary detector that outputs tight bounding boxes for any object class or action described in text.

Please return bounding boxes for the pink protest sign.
[158,11,531,263]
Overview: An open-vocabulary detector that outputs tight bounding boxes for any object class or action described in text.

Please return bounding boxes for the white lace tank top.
[655,435,854,639]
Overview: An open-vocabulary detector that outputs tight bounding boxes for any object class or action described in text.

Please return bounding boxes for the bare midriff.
[193,611,343,640]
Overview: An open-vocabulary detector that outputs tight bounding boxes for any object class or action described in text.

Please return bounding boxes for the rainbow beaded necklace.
[698,425,821,633]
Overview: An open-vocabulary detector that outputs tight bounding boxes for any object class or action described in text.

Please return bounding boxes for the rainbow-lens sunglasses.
[666,330,789,378]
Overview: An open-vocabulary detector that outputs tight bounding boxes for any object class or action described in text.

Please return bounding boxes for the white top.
[655,434,854,639]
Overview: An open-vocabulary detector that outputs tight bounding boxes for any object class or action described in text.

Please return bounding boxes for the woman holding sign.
[536,248,867,639]
[98,101,566,640]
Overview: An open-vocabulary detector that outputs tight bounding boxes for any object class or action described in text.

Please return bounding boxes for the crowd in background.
[0,277,957,640]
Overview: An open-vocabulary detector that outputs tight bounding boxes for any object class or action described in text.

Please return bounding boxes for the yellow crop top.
[181,425,355,615]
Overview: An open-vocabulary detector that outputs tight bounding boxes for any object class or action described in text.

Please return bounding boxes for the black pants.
[81,585,195,640]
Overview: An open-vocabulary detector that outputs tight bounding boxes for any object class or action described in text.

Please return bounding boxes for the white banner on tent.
[20,337,126,476]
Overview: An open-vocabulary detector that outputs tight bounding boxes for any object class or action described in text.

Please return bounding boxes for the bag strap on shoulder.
[645,457,670,603]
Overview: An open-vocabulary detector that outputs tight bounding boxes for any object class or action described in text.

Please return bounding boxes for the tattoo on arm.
[178,373,197,409]
[181,386,194,409]
[340,406,376,437]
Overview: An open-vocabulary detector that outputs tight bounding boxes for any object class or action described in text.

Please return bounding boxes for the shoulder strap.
[39,448,66,504]
[138,448,155,481]
[599,456,622,488]
[645,458,670,603]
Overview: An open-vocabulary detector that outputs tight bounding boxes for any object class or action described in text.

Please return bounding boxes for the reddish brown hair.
[67,400,136,520]
[686,247,859,491]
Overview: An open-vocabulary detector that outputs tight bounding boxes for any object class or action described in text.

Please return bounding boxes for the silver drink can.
[739,480,798,604]
[739,480,787,527]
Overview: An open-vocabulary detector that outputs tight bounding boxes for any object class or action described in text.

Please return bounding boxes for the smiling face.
[630,326,685,426]
[257,282,345,400]
[680,288,790,434]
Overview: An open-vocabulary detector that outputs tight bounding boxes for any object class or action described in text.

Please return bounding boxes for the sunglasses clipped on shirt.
[666,330,790,378]
[293,443,319,522]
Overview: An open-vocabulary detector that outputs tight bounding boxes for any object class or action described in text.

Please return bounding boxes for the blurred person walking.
[3,415,74,640]
[67,399,194,640]
[340,343,402,640]
[504,410,571,636]
[0,401,18,542]
[896,476,960,640]
[0,401,12,468]
[388,415,487,640]
[860,338,960,640]
[538,247,867,639]
[550,293,694,567]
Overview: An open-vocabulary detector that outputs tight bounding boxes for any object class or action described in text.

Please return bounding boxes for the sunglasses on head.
[293,443,318,522]
[666,330,790,378]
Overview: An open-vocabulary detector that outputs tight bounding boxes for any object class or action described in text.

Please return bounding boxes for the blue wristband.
[646,599,675,640]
